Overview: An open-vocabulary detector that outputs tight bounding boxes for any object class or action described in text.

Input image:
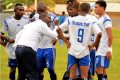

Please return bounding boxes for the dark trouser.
[15,45,39,80]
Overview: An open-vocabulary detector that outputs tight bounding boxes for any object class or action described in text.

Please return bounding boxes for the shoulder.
[36,19,47,26]
[102,14,112,24]
[49,12,58,21]
[22,15,29,20]
[4,16,13,22]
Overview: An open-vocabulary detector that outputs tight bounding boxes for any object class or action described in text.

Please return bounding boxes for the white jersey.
[60,14,101,58]
[15,19,57,51]
[1,16,29,59]
[1,16,29,39]
[87,14,99,45]
[38,12,58,48]
[96,14,112,56]
[32,13,39,21]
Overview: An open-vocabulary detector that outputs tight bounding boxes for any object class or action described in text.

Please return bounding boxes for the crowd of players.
[0,0,112,80]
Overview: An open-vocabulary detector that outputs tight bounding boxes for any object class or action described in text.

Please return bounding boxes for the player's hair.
[37,2,47,11]
[14,3,23,8]
[95,0,107,10]
[79,3,90,13]
[66,0,75,4]
[67,1,79,10]
[14,3,23,11]
[62,11,65,15]
[39,12,48,19]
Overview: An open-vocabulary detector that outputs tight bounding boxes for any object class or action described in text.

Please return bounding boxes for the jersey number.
[78,29,84,42]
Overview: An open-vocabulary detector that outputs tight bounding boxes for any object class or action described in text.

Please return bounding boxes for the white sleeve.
[1,20,8,33]
[59,19,69,32]
[13,29,23,47]
[104,20,112,28]
[92,22,101,35]
[41,24,57,39]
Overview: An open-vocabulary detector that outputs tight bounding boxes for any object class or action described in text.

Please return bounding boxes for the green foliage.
[2,0,55,10]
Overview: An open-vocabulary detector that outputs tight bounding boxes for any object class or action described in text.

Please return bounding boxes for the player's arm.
[56,18,70,48]
[0,34,14,44]
[106,27,112,60]
[0,33,8,46]
[91,32,102,50]
[89,22,102,50]
[56,27,70,48]
[104,19,112,60]
[52,38,57,45]
[41,24,57,39]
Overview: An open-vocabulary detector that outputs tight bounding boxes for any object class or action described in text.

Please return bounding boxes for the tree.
[2,0,55,10]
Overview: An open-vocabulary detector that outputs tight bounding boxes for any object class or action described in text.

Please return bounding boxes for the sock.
[48,69,57,80]
[62,70,70,80]
[104,75,108,80]
[97,74,104,80]
[9,69,16,80]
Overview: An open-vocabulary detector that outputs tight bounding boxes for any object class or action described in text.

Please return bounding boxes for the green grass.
[0,28,120,80]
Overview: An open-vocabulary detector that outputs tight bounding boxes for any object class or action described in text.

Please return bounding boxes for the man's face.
[37,7,46,15]
[14,6,24,17]
[94,4,103,15]
[67,7,78,17]
[43,15,51,27]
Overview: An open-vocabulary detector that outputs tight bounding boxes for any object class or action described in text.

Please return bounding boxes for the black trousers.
[15,45,39,80]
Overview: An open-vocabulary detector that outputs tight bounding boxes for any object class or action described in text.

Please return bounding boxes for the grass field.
[0,26,120,80]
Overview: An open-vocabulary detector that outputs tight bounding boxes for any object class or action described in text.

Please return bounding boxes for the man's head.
[79,3,90,14]
[66,0,75,4]
[37,2,47,15]
[14,3,24,18]
[94,0,107,16]
[62,11,65,15]
[67,1,79,17]
[39,12,51,27]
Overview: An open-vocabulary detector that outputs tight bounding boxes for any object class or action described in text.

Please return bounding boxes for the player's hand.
[106,51,112,60]
[1,35,14,44]
[54,20,59,26]
[88,45,94,51]
[65,41,71,48]
[52,39,57,45]
[8,38,15,44]
[0,38,7,46]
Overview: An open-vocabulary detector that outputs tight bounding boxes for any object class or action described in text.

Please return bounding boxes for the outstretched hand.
[88,45,94,51]
[1,35,14,44]
[54,20,59,26]
[0,38,7,46]
[106,51,112,60]
[65,41,71,48]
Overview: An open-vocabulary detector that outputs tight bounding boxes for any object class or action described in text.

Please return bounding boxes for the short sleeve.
[1,20,8,33]
[103,19,112,28]
[41,23,57,39]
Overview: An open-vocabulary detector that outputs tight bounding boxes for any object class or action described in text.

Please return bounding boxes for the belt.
[17,45,35,52]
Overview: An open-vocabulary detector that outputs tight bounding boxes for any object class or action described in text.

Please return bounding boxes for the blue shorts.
[68,54,90,70]
[96,56,110,68]
[8,58,17,68]
[37,48,56,70]
[89,49,96,75]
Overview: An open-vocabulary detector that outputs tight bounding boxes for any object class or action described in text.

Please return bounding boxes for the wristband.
[107,47,112,52]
